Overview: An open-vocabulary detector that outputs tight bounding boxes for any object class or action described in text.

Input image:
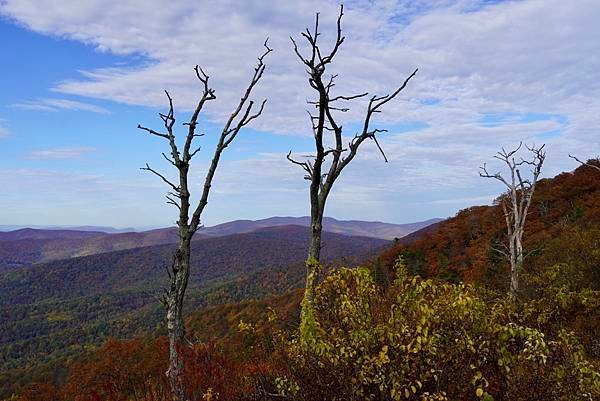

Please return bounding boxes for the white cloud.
[1,0,599,224]
[13,98,109,113]
[2,0,596,136]
[27,147,97,160]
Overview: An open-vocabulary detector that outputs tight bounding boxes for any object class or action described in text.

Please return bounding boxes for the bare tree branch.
[569,154,600,172]
[137,125,169,139]
[140,163,179,192]
[335,68,418,175]
[189,39,272,234]
[181,66,216,163]
[330,92,369,102]
[371,135,388,163]
[166,195,181,210]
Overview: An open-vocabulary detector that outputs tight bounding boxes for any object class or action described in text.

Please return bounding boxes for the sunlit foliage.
[276,259,599,401]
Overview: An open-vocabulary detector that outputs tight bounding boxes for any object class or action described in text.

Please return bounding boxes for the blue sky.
[0,0,598,228]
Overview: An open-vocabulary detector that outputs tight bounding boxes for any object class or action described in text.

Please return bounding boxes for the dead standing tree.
[480,143,546,302]
[287,5,417,340]
[138,41,272,401]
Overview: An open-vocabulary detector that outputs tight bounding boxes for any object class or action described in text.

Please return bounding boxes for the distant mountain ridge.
[0,217,441,269]
[0,216,442,240]
[0,225,137,233]
[0,228,106,241]
[200,216,443,240]
[0,228,180,269]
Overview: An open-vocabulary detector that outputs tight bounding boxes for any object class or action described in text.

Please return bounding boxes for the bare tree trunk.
[302,205,323,329]
[509,231,523,301]
[511,231,524,301]
[287,5,417,342]
[481,143,545,302]
[138,42,271,400]
[308,206,323,262]
[165,238,190,400]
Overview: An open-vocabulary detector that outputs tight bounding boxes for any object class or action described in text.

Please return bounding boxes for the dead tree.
[480,143,546,302]
[138,41,271,401]
[287,5,417,339]
[569,154,600,172]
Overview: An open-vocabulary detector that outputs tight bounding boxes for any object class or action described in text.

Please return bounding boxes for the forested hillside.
[0,228,179,269]
[4,165,599,401]
[379,162,600,287]
[0,226,387,398]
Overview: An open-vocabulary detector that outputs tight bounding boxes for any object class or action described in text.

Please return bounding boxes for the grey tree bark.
[569,154,600,172]
[287,5,417,340]
[138,42,271,401]
[480,143,546,302]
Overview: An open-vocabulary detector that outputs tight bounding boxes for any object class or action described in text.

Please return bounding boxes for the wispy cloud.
[0,167,170,227]
[0,121,9,138]
[13,98,109,113]
[0,0,598,225]
[1,1,596,144]
[27,147,96,160]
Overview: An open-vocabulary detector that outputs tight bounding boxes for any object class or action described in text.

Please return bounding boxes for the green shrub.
[277,258,600,401]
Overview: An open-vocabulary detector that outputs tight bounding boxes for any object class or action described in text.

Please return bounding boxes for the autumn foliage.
[15,255,599,401]
[379,163,600,288]
[14,336,280,401]
[6,163,600,400]
[275,261,599,401]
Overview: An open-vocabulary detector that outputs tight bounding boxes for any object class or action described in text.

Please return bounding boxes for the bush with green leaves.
[277,258,600,401]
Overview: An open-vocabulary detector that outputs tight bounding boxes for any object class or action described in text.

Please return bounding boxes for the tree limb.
[188,39,272,233]
[141,163,179,192]
[569,154,600,172]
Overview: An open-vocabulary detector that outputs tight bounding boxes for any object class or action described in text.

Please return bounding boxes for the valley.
[0,224,394,375]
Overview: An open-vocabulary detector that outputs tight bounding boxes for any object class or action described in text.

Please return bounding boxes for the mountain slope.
[0,228,106,241]
[201,216,442,239]
[0,225,138,233]
[0,225,388,370]
[378,163,600,285]
[0,228,181,269]
[0,217,439,269]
